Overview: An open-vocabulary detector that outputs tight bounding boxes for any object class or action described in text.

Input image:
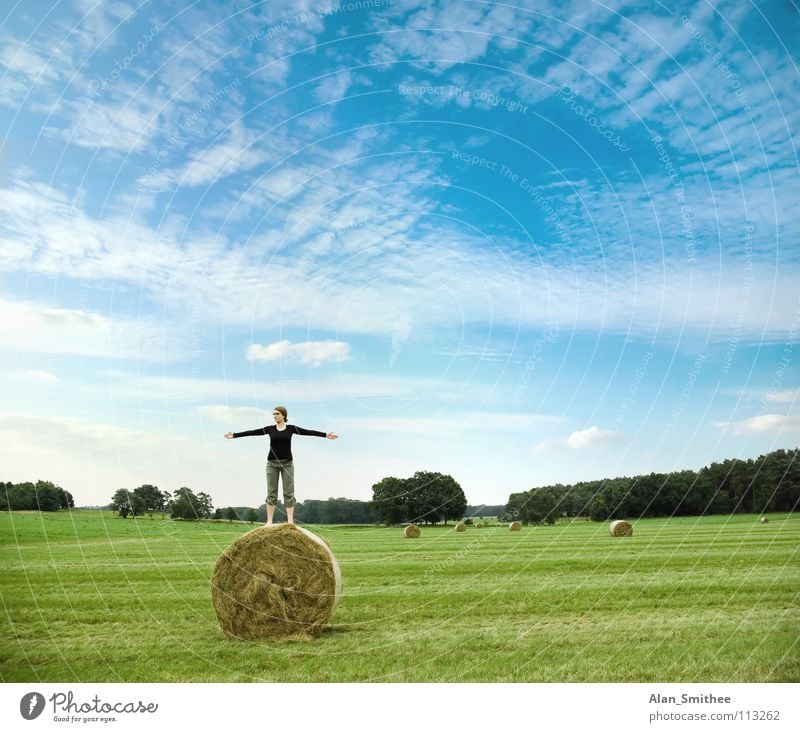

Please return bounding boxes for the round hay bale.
[475,522,484,528]
[759,516,769,524]
[509,521,522,531]
[609,519,633,537]
[454,522,467,532]
[211,524,341,641]
[403,524,420,538]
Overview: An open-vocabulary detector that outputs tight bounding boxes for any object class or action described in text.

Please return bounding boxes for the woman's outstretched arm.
[292,426,338,439]
[224,427,269,439]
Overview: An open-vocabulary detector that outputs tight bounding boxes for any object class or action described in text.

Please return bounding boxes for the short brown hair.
[273,405,288,420]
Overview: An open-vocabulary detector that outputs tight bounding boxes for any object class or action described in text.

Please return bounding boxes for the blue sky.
[1,0,798,508]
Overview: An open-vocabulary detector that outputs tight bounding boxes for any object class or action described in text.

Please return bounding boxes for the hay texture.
[509,521,522,531]
[454,522,467,532]
[211,524,341,641]
[609,520,633,537]
[403,524,421,538]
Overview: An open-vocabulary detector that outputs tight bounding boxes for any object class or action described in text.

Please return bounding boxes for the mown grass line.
[1,510,798,682]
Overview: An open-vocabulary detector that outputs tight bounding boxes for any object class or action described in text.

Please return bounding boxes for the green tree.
[58,487,74,509]
[196,492,214,519]
[370,472,466,525]
[225,507,237,522]
[436,473,467,525]
[133,484,169,513]
[298,500,322,523]
[7,482,36,510]
[246,508,259,523]
[370,476,408,525]
[110,488,145,518]
[171,487,198,520]
[588,490,611,521]
[0,480,68,512]
[170,487,213,520]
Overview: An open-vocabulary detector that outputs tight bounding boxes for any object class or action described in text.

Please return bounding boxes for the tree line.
[217,472,469,525]
[505,448,799,524]
[1,480,74,511]
[110,485,214,520]
[213,498,374,524]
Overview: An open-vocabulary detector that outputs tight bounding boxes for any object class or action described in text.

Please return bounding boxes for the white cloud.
[0,297,187,362]
[56,94,163,153]
[0,411,228,506]
[197,405,268,424]
[4,147,800,348]
[715,414,800,434]
[246,340,351,367]
[765,390,800,404]
[368,0,538,72]
[0,411,170,448]
[533,425,624,453]
[566,425,621,449]
[314,69,353,103]
[0,38,58,81]
[92,368,511,408]
[5,369,60,383]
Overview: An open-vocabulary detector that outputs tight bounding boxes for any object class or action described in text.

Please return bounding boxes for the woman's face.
[272,409,285,424]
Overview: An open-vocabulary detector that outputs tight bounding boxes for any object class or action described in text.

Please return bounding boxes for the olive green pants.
[266,460,295,507]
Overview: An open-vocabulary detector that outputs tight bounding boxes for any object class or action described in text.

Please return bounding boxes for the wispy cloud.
[715,414,800,435]
[0,410,173,448]
[3,163,798,345]
[5,369,60,383]
[247,340,351,367]
[766,390,800,405]
[197,405,267,424]
[336,412,560,435]
[86,367,516,410]
[0,297,187,362]
[369,0,538,71]
[314,69,353,102]
[143,122,265,189]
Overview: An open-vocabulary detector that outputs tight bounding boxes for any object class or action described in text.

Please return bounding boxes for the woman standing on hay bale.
[225,406,338,526]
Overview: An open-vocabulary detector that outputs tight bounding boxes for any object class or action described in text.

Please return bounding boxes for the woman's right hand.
[224,432,233,439]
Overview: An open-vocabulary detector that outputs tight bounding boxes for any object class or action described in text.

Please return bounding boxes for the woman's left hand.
[327,432,338,440]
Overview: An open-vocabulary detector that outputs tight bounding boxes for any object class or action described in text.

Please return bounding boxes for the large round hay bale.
[403,524,420,538]
[211,524,341,641]
[509,521,522,531]
[609,520,633,537]
[759,516,769,524]
[475,522,484,528]
[454,522,467,532]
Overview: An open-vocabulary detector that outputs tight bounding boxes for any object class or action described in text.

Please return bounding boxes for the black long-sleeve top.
[232,424,326,462]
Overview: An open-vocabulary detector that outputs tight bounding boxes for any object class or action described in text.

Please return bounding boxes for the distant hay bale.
[509,521,522,531]
[211,524,341,641]
[759,517,769,524]
[403,524,420,538]
[475,523,484,528]
[609,520,633,537]
[454,522,467,532]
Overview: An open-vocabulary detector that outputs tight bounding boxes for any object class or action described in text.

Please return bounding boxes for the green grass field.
[1,509,797,682]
